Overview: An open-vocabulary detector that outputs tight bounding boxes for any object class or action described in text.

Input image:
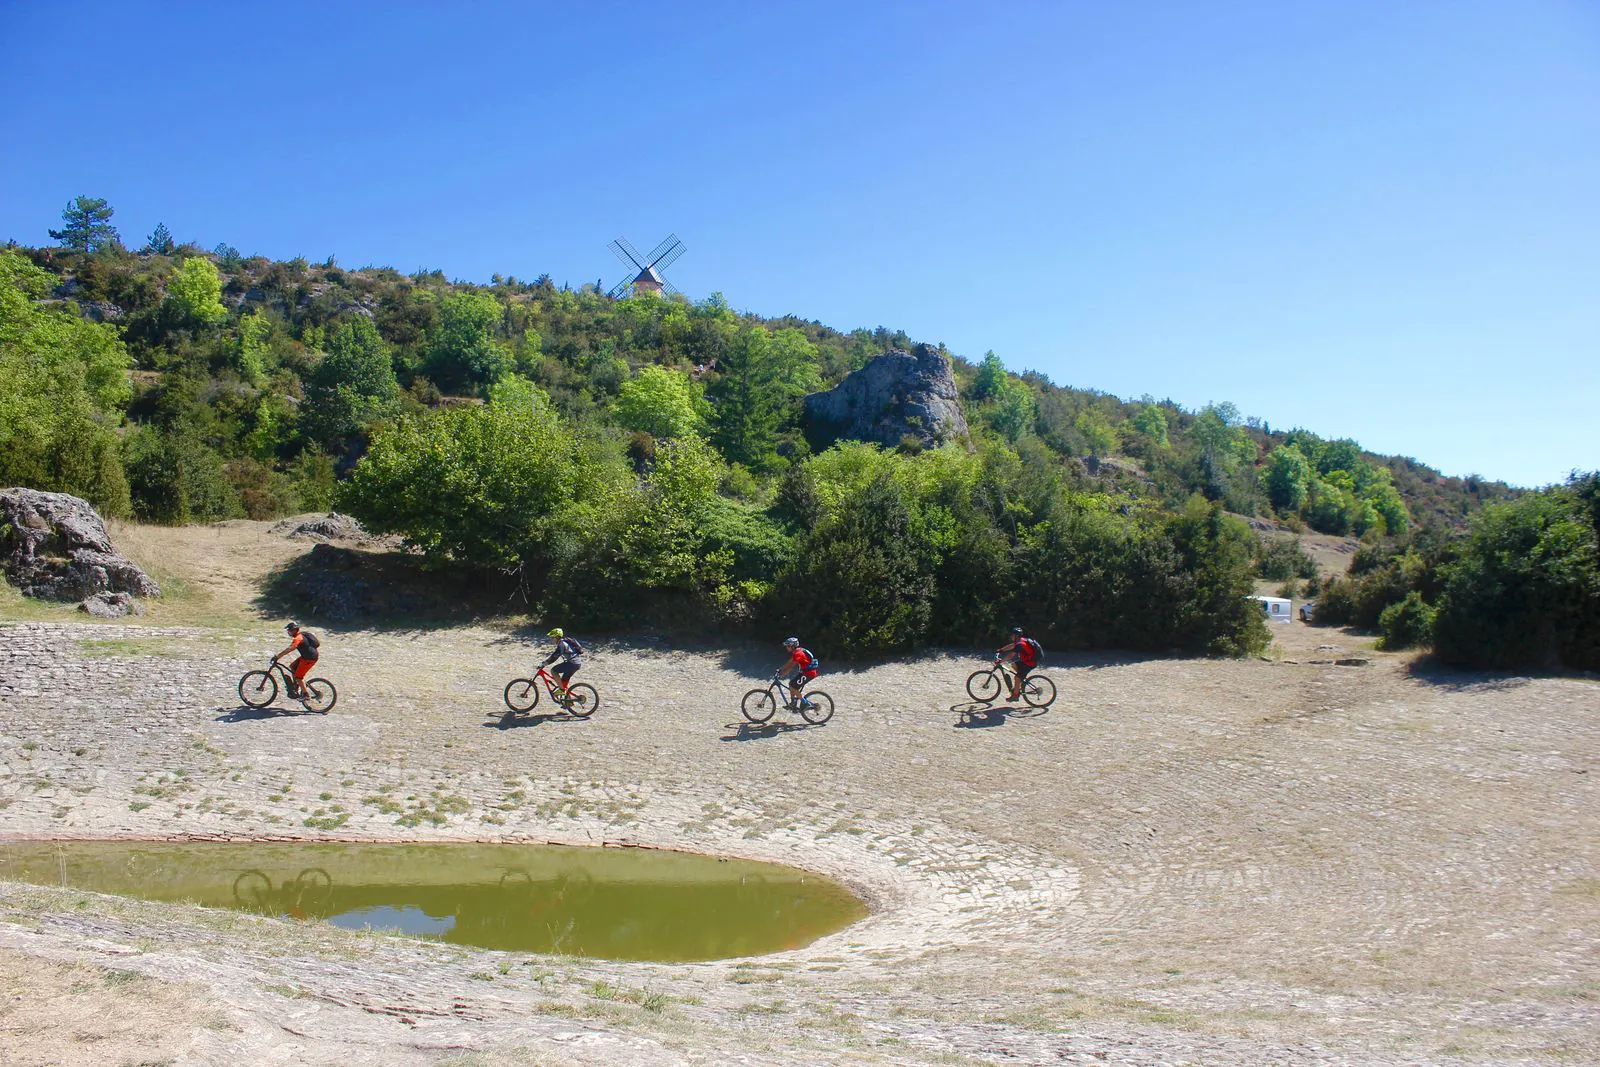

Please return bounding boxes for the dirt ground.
[1,519,1596,1066]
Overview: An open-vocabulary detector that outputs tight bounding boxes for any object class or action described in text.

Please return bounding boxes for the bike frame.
[767,674,812,708]
[534,664,573,696]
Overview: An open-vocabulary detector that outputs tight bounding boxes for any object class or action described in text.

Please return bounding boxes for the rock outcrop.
[1,488,160,614]
[270,512,370,544]
[803,343,969,451]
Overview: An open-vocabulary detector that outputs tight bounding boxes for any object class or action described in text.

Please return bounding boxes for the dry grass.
[0,949,232,1066]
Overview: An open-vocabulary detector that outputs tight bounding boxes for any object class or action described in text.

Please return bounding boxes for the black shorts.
[553,661,579,682]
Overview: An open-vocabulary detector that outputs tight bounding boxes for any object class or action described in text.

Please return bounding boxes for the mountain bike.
[237,659,337,713]
[233,867,333,919]
[503,666,598,718]
[741,675,834,725]
[965,658,1055,708]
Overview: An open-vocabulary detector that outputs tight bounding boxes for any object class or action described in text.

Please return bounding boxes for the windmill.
[606,234,686,298]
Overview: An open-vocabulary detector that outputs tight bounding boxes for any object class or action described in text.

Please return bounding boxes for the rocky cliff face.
[803,343,969,451]
[1,489,160,614]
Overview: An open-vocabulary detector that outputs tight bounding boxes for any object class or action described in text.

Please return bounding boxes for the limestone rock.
[803,343,969,451]
[0,488,160,602]
[271,512,369,543]
[78,591,145,617]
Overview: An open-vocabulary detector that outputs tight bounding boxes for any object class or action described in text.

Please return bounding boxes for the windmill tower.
[607,234,687,298]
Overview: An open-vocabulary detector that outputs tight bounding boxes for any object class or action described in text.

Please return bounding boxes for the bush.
[1256,537,1318,580]
[1378,591,1435,650]
[1432,475,1600,670]
[123,425,240,523]
[770,471,938,656]
[337,378,627,578]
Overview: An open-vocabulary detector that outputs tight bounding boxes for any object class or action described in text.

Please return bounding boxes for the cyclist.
[995,626,1041,702]
[776,636,819,710]
[272,621,320,699]
[541,627,584,696]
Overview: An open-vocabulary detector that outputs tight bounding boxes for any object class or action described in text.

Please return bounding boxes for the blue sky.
[2,1,1595,487]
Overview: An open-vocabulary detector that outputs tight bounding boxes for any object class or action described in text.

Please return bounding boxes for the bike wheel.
[741,688,777,723]
[301,678,337,713]
[238,670,278,708]
[504,678,540,713]
[562,683,598,718]
[294,868,333,907]
[800,690,834,725]
[966,669,1002,703]
[1022,673,1056,708]
[232,869,271,907]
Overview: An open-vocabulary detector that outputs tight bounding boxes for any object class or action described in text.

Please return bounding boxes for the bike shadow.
[214,704,320,722]
[484,710,587,730]
[951,701,1047,728]
[720,720,824,742]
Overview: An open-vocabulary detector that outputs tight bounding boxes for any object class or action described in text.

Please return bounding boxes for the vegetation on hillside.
[6,197,1568,664]
[1313,473,1600,670]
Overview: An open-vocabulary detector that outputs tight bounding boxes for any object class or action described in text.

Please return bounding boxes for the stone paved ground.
[1,526,1597,1065]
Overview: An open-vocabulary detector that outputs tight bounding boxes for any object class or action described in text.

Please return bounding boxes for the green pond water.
[0,841,867,962]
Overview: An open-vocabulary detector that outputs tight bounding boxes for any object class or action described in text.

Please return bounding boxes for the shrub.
[1257,537,1318,580]
[1432,475,1600,670]
[1378,591,1435,650]
[770,471,938,656]
[123,425,240,523]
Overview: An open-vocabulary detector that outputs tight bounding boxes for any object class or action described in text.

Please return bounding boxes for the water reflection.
[0,841,866,962]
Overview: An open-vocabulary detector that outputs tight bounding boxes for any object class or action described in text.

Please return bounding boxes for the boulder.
[78,591,145,618]
[803,343,969,451]
[0,488,160,602]
[271,512,369,543]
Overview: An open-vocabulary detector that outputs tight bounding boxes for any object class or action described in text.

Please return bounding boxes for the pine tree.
[145,223,174,255]
[48,196,120,252]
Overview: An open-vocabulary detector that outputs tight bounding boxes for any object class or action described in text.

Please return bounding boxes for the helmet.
[285,621,299,633]
[547,627,564,639]
[1011,626,1025,635]
[783,636,800,648]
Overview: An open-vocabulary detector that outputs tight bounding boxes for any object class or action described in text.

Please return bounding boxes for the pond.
[0,840,867,962]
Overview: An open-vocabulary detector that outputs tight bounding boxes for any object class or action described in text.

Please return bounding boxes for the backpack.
[1021,637,1042,663]
[561,636,586,657]
[799,647,819,671]
[300,630,320,654]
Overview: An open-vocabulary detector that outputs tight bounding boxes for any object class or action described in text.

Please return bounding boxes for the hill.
[14,219,1587,668]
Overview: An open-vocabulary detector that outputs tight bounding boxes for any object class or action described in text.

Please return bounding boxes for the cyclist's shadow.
[214,705,316,722]
[951,701,1045,728]
[485,710,584,731]
[720,720,822,742]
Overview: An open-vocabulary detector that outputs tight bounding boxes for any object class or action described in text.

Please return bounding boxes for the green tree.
[0,251,131,513]
[1264,444,1312,513]
[548,435,731,623]
[165,257,228,326]
[1074,409,1118,457]
[613,365,705,439]
[338,378,627,579]
[709,325,818,471]
[302,316,401,451]
[48,196,120,253]
[1190,402,1255,501]
[1363,473,1409,535]
[122,424,239,523]
[1131,403,1169,447]
[986,376,1036,444]
[425,290,510,391]
[773,470,939,656]
[144,223,174,255]
[970,351,1007,400]
[1433,476,1600,669]
[235,310,272,383]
